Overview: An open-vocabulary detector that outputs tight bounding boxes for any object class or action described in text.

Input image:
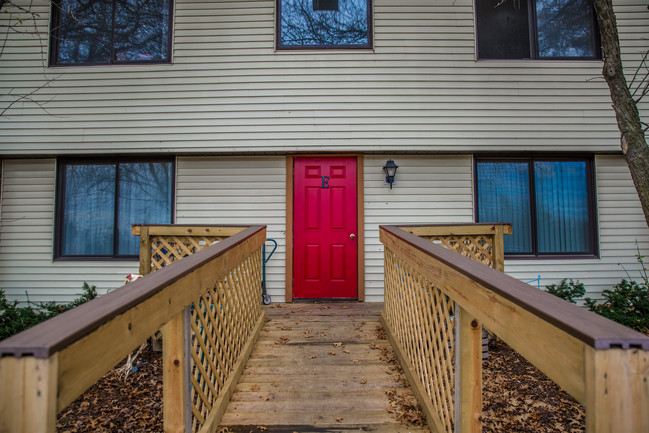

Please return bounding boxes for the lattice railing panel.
[188,248,262,433]
[384,248,455,433]
[422,235,494,268]
[150,235,226,272]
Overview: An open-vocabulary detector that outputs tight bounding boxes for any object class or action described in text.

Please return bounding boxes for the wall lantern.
[383,159,399,189]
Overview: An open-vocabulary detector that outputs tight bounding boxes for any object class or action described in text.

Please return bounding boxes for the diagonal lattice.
[149,235,226,272]
[383,248,456,433]
[188,249,262,433]
[138,227,262,433]
[422,235,494,268]
[383,228,504,433]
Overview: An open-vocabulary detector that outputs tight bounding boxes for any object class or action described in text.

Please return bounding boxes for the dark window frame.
[474,155,599,259]
[49,0,174,67]
[276,0,373,50]
[475,0,601,61]
[54,157,175,261]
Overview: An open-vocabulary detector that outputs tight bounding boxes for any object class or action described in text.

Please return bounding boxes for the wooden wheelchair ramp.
[219,302,430,433]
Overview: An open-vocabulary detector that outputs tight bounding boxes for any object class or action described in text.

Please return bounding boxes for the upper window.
[475,0,600,60]
[50,0,173,66]
[475,158,597,257]
[277,0,372,49]
[55,159,174,259]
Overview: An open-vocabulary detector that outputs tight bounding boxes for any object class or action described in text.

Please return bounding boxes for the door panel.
[293,157,357,299]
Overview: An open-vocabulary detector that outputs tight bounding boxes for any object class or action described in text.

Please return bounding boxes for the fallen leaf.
[343,349,350,354]
[360,379,367,384]
[336,417,344,422]
[250,385,260,391]
[257,426,267,431]
[328,350,336,356]
[272,382,279,387]
[309,355,317,359]
[333,342,343,347]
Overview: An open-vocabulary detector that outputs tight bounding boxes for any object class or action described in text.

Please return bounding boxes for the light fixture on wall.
[383,159,399,189]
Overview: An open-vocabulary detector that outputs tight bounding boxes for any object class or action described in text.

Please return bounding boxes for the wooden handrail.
[0,225,266,433]
[380,225,649,433]
[387,225,649,350]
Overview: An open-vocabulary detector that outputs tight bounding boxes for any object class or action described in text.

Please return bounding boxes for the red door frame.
[286,155,365,302]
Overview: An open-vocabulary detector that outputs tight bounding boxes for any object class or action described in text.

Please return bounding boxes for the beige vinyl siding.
[1,154,647,304]
[0,159,139,303]
[175,156,287,302]
[1,0,647,154]
[0,157,286,304]
[504,155,649,301]
[363,155,474,302]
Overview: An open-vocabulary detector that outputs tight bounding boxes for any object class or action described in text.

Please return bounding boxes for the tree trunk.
[592,0,649,229]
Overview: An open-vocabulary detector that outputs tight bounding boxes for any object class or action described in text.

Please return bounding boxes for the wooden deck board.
[218,302,430,433]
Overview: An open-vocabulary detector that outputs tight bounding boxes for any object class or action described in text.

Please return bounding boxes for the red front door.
[293,157,358,299]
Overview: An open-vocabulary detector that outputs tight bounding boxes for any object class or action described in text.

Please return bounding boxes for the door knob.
[350,234,356,239]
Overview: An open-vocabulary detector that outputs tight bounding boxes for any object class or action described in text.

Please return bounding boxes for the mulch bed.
[56,338,585,433]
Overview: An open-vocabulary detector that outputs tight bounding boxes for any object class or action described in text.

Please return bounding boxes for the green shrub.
[0,282,97,341]
[585,279,649,333]
[545,279,586,304]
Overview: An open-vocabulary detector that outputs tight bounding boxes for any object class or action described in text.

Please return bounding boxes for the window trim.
[474,155,599,259]
[54,157,176,261]
[276,0,373,50]
[474,0,601,61]
[49,0,174,67]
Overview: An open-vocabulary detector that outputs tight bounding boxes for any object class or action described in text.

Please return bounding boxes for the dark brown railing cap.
[381,225,649,351]
[0,225,265,359]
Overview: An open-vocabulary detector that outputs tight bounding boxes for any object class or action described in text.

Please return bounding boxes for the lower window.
[475,157,597,257]
[56,159,174,259]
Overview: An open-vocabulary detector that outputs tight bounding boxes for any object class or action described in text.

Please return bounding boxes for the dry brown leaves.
[373,325,426,426]
[56,324,586,433]
[57,346,162,433]
[482,339,585,433]
[272,336,289,346]
[385,389,427,426]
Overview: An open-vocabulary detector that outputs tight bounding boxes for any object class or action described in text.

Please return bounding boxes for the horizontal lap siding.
[504,155,649,301]
[1,0,647,154]
[175,157,287,302]
[363,155,474,302]
[0,157,286,303]
[0,160,139,303]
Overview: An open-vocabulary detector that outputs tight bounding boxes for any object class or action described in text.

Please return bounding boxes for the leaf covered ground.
[481,338,585,432]
[56,337,585,433]
[56,346,163,433]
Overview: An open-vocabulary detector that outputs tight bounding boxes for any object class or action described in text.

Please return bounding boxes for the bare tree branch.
[1,0,57,116]
[1,76,59,117]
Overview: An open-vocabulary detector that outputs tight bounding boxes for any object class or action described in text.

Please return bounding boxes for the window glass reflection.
[62,163,116,255]
[56,0,113,64]
[279,0,369,47]
[117,162,173,255]
[535,0,597,58]
[59,160,173,258]
[53,0,171,65]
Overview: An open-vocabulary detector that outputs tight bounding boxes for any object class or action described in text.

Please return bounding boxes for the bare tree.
[592,0,649,228]
[0,0,56,116]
